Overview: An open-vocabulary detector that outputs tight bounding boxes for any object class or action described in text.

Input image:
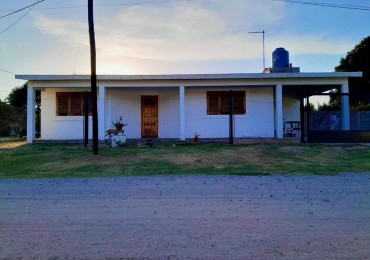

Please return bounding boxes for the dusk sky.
[0,0,369,100]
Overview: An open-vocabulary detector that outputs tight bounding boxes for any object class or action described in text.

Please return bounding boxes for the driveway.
[1,174,370,259]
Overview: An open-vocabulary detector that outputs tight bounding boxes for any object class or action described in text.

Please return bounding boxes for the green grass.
[0,140,369,178]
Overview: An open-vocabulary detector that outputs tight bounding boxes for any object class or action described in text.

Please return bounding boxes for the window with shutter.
[207,92,220,115]
[56,92,92,116]
[70,93,82,115]
[207,91,245,115]
[57,93,69,116]
[220,92,230,114]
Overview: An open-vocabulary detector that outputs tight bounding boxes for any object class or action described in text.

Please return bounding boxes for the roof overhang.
[15,72,363,82]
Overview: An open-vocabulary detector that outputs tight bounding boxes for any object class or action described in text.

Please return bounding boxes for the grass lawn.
[0,140,369,178]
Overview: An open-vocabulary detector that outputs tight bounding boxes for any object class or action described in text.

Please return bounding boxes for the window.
[56,92,92,116]
[207,91,245,115]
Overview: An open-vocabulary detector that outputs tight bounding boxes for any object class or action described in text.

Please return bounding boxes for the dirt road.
[1,174,370,259]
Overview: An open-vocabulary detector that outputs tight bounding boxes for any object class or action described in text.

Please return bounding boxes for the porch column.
[341,82,350,130]
[98,85,106,140]
[26,84,35,143]
[275,84,284,138]
[179,85,186,141]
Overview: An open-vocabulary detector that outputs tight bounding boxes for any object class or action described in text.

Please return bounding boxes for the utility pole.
[88,0,99,155]
[249,30,266,70]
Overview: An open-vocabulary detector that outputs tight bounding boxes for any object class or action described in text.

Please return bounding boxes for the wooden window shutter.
[220,92,230,114]
[207,91,219,115]
[70,93,82,115]
[57,93,68,116]
[233,91,245,114]
[207,91,246,115]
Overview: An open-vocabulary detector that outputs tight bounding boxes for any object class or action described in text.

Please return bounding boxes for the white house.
[16,72,362,143]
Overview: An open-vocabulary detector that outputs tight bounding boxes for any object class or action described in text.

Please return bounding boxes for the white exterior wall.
[41,86,275,140]
[283,93,300,122]
[41,88,93,140]
[185,87,275,138]
[19,73,360,143]
[106,88,180,139]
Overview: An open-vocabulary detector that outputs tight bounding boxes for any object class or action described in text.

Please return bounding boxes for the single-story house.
[16,71,362,144]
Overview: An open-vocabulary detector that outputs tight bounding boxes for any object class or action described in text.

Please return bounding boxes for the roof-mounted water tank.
[263,47,300,73]
[272,47,289,68]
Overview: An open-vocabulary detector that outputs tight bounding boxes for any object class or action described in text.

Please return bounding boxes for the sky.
[0,0,369,101]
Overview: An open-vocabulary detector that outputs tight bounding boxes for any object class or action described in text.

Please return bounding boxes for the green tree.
[317,90,341,111]
[6,83,28,108]
[304,102,316,111]
[6,82,41,110]
[5,82,41,136]
[335,36,370,105]
[0,100,12,135]
[0,100,26,136]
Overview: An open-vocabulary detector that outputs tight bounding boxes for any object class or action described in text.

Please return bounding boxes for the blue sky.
[0,0,369,100]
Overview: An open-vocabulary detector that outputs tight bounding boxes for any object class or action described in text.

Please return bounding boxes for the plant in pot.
[193,132,200,144]
[112,116,128,131]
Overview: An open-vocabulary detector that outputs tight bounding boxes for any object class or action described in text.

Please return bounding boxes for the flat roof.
[15,72,362,81]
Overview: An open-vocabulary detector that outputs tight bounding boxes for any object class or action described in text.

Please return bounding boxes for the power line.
[273,0,370,11]
[0,0,190,12]
[0,0,45,19]
[0,5,35,34]
[0,68,16,75]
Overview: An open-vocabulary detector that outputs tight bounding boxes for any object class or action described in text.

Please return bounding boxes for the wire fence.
[308,111,370,131]
[303,93,370,142]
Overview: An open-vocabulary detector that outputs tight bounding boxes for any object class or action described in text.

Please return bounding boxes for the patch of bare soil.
[0,140,26,149]
[279,146,310,153]
[162,148,266,169]
[320,145,369,154]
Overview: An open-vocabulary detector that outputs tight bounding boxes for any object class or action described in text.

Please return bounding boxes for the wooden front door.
[141,96,158,137]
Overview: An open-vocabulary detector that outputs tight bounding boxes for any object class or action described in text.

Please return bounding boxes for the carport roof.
[15,72,362,81]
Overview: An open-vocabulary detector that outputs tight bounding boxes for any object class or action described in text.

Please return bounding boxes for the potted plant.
[193,132,200,144]
[112,116,127,131]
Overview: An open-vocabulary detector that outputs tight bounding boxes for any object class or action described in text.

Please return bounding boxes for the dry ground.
[1,174,370,259]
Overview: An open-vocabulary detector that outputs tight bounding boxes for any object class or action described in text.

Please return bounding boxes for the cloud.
[32,0,353,64]
[0,42,8,56]
[33,0,286,61]
[269,34,353,56]
[97,0,290,60]
[34,15,89,48]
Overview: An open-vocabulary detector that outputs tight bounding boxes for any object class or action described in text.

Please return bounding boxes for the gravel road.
[1,174,370,259]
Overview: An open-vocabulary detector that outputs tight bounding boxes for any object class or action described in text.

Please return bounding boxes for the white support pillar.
[341,82,350,130]
[98,85,106,140]
[26,84,35,143]
[275,84,284,138]
[179,85,186,141]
